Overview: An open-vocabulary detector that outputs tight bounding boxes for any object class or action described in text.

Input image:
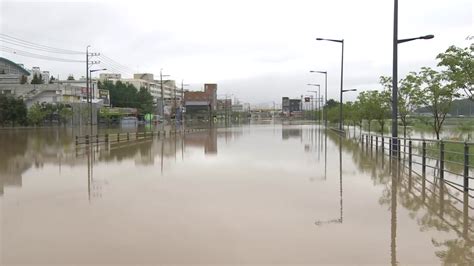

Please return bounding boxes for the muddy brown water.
[1,124,472,265]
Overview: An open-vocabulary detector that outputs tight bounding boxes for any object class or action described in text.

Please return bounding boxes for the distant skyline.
[1,0,472,104]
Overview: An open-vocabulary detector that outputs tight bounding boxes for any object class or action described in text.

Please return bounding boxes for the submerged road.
[1,123,472,264]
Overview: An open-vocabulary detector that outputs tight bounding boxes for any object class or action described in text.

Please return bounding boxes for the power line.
[0,38,84,55]
[0,46,85,63]
[99,54,136,73]
[0,33,84,54]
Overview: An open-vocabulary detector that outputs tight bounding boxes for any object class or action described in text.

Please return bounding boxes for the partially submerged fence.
[75,128,208,146]
[361,134,473,193]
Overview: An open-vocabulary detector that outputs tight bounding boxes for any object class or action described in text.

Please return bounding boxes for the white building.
[27,67,49,83]
[99,73,121,80]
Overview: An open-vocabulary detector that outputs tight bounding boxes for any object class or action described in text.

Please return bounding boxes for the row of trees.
[0,95,73,127]
[98,80,154,115]
[20,73,72,84]
[325,44,473,140]
[0,95,27,126]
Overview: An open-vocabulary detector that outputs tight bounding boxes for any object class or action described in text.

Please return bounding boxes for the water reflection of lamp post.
[315,135,343,225]
[390,158,399,265]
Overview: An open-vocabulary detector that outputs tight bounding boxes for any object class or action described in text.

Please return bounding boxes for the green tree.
[0,95,27,126]
[325,99,338,109]
[358,91,376,133]
[418,67,460,140]
[57,104,72,125]
[436,45,474,99]
[373,89,391,135]
[137,87,154,114]
[67,74,75,81]
[380,73,423,138]
[346,100,363,133]
[49,75,56,84]
[27,102,47,126]
[31,73,40,84]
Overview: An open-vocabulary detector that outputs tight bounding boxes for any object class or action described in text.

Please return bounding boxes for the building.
[99,73,121,80]
[217,98,232,111]
[99,73,183,115]
[0,57,30,84]
[282,97,290,113]
[184,83,217,114]
[27,67,49,84]
[282,96,301,116]
[289,99,301,112]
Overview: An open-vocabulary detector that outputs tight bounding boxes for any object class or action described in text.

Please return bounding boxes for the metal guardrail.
[361,134,472,192]
[75,128,209,146]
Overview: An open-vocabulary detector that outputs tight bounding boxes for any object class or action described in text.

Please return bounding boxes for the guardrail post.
[75,136,79,146]
[375,136,378,151]
[397,138,400,159]
[464,143,469,192]
[422,141,426,176]
[370,135,373,149]
[127,132,130,141]
[136,132,139,140]
[408,139,412,170]
[361,134,364,145]
[85,135,89,145]
[389,137,392,156]
[105,134,109,144]
[381,136,384,152]
[96,134,99,144]
[117,133,120,142]
[440,141,445,179]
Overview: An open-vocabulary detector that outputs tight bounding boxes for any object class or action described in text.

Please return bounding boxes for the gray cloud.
[1,0,472,104]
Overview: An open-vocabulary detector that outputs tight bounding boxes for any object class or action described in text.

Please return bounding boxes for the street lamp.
[89,68,107,100]
[392,0,434,155]
[307,91,317,121]
[316,37,344,131]
[307,83,320,122]
[310,70,328,127]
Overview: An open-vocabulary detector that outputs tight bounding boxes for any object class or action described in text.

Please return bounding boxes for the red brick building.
[184,83,217,113]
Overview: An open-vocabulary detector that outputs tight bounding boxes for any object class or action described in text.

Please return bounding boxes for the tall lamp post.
[310,70,327,127]
[307,83,320,122]
[316,37,344,130]
[392,0,434,155]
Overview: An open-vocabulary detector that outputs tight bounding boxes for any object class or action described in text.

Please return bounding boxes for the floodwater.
[1,123,472,265]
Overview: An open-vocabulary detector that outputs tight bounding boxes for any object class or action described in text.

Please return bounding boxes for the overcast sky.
[0,0,472,105]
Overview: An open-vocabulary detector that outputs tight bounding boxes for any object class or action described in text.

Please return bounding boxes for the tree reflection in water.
[329,131,473,265]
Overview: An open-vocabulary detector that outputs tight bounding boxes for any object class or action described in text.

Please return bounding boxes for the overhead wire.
[0,33,84,54]
[0,46,85,63]
[0,34,138,77]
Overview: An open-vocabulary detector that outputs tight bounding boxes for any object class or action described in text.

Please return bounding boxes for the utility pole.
[85,46,100,134]
[160,69,170,121]
[160,69,164,119]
